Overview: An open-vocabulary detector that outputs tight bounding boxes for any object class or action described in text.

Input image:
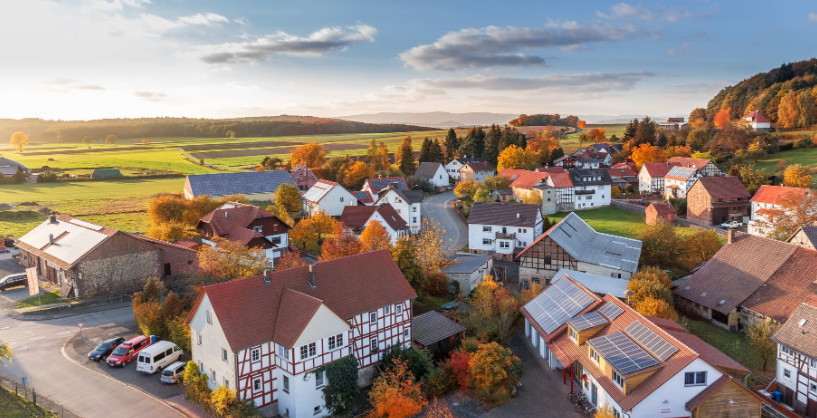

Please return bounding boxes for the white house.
[668,157,724,177]
[459,161,495,183]
[185,251,417,418]
[373,186,424,233]
[415,162,449,188]
[520,276,761,418]
[638,162,680,194]
[444,157,486,181]
[197,202,291,266]
[302,180,357,217]
[772,303,817,415]
[745,111,772,132]
[663,167,700,199]
[339,204,410,244]
[467,202,543,261]
[747,185,809,238]
[568,169,612,209]
[361,177,407,195]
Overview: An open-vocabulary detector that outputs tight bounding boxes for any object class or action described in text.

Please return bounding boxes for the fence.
[0,373,81,418]
[611,200,647,215]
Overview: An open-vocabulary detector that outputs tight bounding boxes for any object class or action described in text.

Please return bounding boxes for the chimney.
[727,228,735,244]
[48,234,55,245]
[49,214,57,224]
[308,264,316,289]
[224,211,229,219]
[262,269,271,284]
[517,213,520,219]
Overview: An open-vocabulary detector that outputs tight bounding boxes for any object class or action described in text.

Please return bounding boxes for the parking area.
[64,321,187,400]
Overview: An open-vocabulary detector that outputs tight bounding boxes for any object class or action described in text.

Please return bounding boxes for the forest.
[507,113,581,128]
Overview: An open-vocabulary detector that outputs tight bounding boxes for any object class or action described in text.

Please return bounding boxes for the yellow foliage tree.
[10,131,29,152]
[369,359,427,418]
[264,204,294,227]
[290,142,329,168]
[595,403,618,418]
[778,90,799,128]
[210,386,239,416]
[635,296,679,321]
[783,164,813,188]
[473,187,491,202]
[454,180,480,200]
[469,342,522,404]
[274,183,302,213]
[497,144,539,171]
[360,220,392,252]
[630,143,668,170]
[343,160,374,190]
[289,210,338,250]
[1,342,12,366]
[414,219,448,273]
[197,237,268,283]
[146,221,190,242]
[133,299,163,337]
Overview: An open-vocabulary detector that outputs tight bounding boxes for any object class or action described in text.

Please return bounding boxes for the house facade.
[302,180,358,217]
[747,185,809,238]
[663,167,700,199]
[744,111,772,132]
[467,202,543,261]
[686,177,751,226]
[569,169,612,209]
[638,162,680,194]
[197,202,290,266]
[185,251,417,417]
[546,172,575,212]
[645,202,676,225]
[373,186,423,233]
[444,157,486,181]
[668,157,724,177]
[289,165,319,192]
[339,204,410,244]
[415,162,449,188]
[459,161,495,183]
[772,303,817,417]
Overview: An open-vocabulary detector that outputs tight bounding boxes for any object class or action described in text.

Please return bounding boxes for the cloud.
[597,3,655,20]
[200,25,377,64]
[226,82,260,90]
[177,13,229,27]
[398,22,636,71]
[416,71,655,91]
[41,78,106,92]
[134,91,166,101]
[233,17,249,25]
[89,0,150,11]
[809,13,817,22]
[666,42,693,56]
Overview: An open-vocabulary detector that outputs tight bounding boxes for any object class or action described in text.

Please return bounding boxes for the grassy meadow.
[547,206,696,240]
[754,147,817,186]
[561,124,627,153]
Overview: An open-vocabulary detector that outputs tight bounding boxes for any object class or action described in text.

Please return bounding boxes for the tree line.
[507,113,581,128]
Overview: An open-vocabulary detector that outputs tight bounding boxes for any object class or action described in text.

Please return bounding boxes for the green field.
[561,124,627,152]
[754,147,817,186]
[547,206,696,240]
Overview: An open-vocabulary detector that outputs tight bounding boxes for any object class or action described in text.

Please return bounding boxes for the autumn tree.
[636,296,678,321]
[147,221,190,242]
[578,120,587,130]
[587,127,606,141]
[378,142,392,170]
[454,180,480,200]
[595,403,618,418]
[765,190,817,239]
[497,144,539,171]
[783,164,813,187]
[627,267,674,307]
[778,91,799,128]
[425,398,455,418]
[274,183,302,213]
[473,187,491,202]
[261,156,284,170]
[678,229,723,271]
[134,299,163,337]
[390,237,426,294]
[321,223,363,260]
[197,237,268,283]
[369,359,427,418]
[82,135,93,147]
[275,252,307,271]
[210,387,239,416]
[290,142,329,168]
[414,219,448,273]
[632,117,656,146]
[289,210,337,251]
[105,134,118,144]
[638,219,682,267]
[0,342,12,366]
[631,143,668,171]
[713,107,732,127]
[747,319,780,373]
[360,220,392,252]
[264,203,294,227]
[10,131,29,152]
[343,160,374,190]
[689,108,707,128]
[482,175,511,193]
[469,342,522,404]
[160,291,184,320]
[396,136,416,175]
[736,164,770,195]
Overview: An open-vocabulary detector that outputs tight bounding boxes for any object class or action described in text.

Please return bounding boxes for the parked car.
[721,220,743,229]
[88,336,125,362]
[0,273,26,291]
[107,335,151,367]
[136,341,183,374]
[160,361,187,384]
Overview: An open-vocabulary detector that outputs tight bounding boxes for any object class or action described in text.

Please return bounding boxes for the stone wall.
[78,250,159,298]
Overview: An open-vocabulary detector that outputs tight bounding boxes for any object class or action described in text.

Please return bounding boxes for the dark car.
[88,336,125,362]
[0,273,27,291]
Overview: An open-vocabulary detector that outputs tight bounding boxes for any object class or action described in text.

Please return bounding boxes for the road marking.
[30,336,45,340]
[0,326,11,330]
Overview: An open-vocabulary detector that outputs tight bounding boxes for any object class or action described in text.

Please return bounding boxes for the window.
[482,239,491,245]
[251,348,260,362]
[206,310,212,324]
[316,371,324,387]
[412,206,417,212]
[309,342,316,357]
[385,305,391,315]
[412,217,417,223]
[782,346,790,354]
[283,376,290,393]
[396,305,402,315]
[370,338,378,352]
[483,226,491,232]
[313,406,322,415]
[404,329,409,338]
[211,369,216,382]
[370,312,377,324]
[612,371,624,388]
[253,226,263,234]
[590,348,599,364]
[328,334,343,350]
[568,327,577,342]
[684,371,707,386]
[224,378,229,388]
[500,241,510,249]
[339,197,344,202]
[811,358,817,368]
[198,334,202,346]
[278,346,290,360]
[586,196,591,200]
[811,383,817,394]
[253,378,261,392]
[336,333,343,347]
[784,369,792,379]
[222,348,228,362]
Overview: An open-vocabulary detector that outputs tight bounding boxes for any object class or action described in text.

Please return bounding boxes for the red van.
[107,335,151,367]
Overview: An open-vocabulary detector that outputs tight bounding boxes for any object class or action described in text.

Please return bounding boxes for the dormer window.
[612,370,625,389]
[569,327,578,342]
[253,226,262,234]
[590,348,599,364]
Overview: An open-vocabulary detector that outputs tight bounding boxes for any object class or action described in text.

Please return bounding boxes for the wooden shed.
[646,202,676,225]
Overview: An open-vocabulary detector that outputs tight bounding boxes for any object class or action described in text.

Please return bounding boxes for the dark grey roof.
[454,157,486,164]
[791,226,817,249]
[467,202,541,227]
[441,253,494,274]
[412,311,467,346]
[569,168,613,186]
[545,213,641,273]
[186,171,296,198]
[773,303,817,358]
[0,156,27,170]
[416,162,443,180]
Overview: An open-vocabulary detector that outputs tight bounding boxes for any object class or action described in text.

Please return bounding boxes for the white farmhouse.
[747,185,809,237]
[772,303,817,414]
[373,186,424,233]
[339,204,410,244]
[302,180,357,217]
[415,162,449,188]
[744,111,772,132]
[467,202,543,261]
[444,157,486,181]
[185,251,417,418]
[638,162,680,194]
[568,168,612,209]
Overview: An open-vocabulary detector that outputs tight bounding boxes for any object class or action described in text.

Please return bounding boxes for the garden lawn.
[0,385,58,418]
[754,147,817,186]
[547,206,697,240]
[16,291,62,308]
[687,319,774,382]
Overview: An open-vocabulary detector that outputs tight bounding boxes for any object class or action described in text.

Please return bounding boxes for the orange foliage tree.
[290,142,329,168]
[713,107,732,127]
[343,160,374,190]
[587,128,606,141]
[360,220,392,252]
[630,143,668,170]
[275,252,307,271]
[289,210,337,251]
[469,342,522,404]
[635,296,679,321]
[578,120,587,130]
[425,398,455,418]
[368,359,427,418]
[197,237,268,283]
[320,222,363,260]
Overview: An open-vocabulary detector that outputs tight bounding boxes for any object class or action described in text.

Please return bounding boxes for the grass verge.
[16,291,63,308]
[0,384,59,417]
[687,319,774,383]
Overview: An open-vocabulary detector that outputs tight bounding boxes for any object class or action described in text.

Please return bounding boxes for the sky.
[1,0,816,121]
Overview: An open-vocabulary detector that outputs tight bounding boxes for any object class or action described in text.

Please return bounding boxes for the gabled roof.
[547,172,574,188]
[467,202,541,227]
[773,303,817,358]
[0,166,19,176]
[452,157,486,165]
[462,161,495,172]
[412,311,467,346]
[750,185,809,205]
[16,215,119,269]
[440,253,494,274]
[644,316,685,332]
[288,165,318,186]
[517,213,642,274]
[641,162,680,178]
[668,157,712,170]
[673,234,799,315]
[741,247,817,322]
[589,143,616,153]
[667,117,685,123]
[607,167,637,178]
[647,202,676,215]
[520,274,602,340]
[199,202,282,236]
[510,171,549,189]
[303,180,342,203]
[665,167,697,181]
[497,169,528,181]
[536,167,566,173]
[186,170,296,198]
[272,289,325,348]
[690,177,750,200]
[340,204,408,232]
[415,162,444,180]
[789,225,817,249]
[352,190,374,204]
[745,110,770,123]
[364,177,407,194]
[375,185,424,205]
[189,250,417,352]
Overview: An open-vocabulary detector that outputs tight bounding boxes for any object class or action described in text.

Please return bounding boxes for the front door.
[591,383,598,406]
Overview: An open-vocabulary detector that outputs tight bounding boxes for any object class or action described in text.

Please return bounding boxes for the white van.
[136,341,183,374]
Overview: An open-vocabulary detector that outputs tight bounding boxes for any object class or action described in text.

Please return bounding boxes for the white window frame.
[396,304,402,315]
[385,305,391,315]
[198,334,202,346]
[206,310,212,324]
[278,346,290,360]
[370,312,377,324]
[251,348,261,362]
[370,338,378,352]
[253,378,262,392]
[684,371,707,386]
[283,375,290,393]
[784,369,792,379]
[404,329,409,338]
[313,406,322,415]
[222,348,228,362]
[316,370,324,387]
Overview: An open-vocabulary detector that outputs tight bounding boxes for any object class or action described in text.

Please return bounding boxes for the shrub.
[165,315,191,353]
[423,366,454,398]
[37,172,58,183]
[378,345,435,382]
[423,272,449,297]
[133,300,163,337]
[318,355,359,415]
[468,342,523,405]
[448,351,472,388]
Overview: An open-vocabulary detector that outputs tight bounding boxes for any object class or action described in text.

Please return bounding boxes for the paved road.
[423,191,468,256]
[0,301,181,418]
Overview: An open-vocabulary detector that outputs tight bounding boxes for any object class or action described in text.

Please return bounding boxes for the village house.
[16,214,197,298]
[444,157,486,181]
[289,164,318,192]
[546,172,575,212]
[459,160,495,183]
[645,202,676,225]
[505,170,555,213]
[587,143,622,156]
[302,180,358,217]
[668,157,724,177]
[521,275,761,418]
[185,250,416,417]
[491,188,514,203]
[686,177,751,227]
[467,202,543,261]
[569,169,612,209]
[747,185,809,237]
[663,167,700,199]
[788,224,817,250]
[516,212,642,283]
[674,230,817,331]
[744,110,772,132]
[197,202,290,266]
[606,166,639,191]
[772,303,817,416]
[638,162,680,194]
[339,204,410,243]
[657,117,689,131]
[184,171,297,200]
[352,191,375,206]
[0,156,27,175]
[415,162,449,189]
[440,253,494,295]
[372,185,423,233]
[361,177,407,195]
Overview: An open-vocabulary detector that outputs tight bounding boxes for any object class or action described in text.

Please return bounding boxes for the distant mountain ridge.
[338,112,671,127]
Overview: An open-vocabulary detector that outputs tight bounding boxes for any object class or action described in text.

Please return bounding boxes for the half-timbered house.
[185,250,417,417]
[773,303,817,417]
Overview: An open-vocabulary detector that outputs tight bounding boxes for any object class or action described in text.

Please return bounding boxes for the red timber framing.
[351,300,413,369]
[778,348,817,415]
[519,235,577,277]
[237,342,276,408]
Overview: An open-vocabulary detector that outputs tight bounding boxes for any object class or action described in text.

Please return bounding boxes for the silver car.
[160,361,187,384]
[0,273,27,291]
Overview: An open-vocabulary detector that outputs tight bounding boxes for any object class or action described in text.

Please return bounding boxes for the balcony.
[495,232,516,240]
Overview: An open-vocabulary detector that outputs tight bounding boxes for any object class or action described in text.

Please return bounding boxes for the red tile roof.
[536,167,566,173]
[741,247,817,323]
[188,250,417,352]
[665,330,749,375]
[641,162,680,178]
[607,167,637,178]
[548,172,574,188]
[198,202,277,236]
[340,204,408,232]
[668,157,712,170]
[745,110,770,123]
[463,161,495,172]
[497,169,528,180]
[644,315,685,332]
[692,177,751,200]
[648,202,676,215]
[750,185,809,205]
[510,171,549,189]
[272,288,326,348]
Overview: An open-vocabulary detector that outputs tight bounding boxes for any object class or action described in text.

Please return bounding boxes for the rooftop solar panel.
[568,311,608,332]
[599,301,624,320]
[625,321,678,361]
[524,277,595,334]
[590,332,658,375]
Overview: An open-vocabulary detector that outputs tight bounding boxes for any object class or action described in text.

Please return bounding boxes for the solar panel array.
[599,301,624,320]
[625,321,678,361]
[590,333,659,375]
[568,311,609,332]
[525,277,595,334]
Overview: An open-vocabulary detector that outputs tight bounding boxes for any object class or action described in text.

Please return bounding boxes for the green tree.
[458,127,486,157]
[378,345,435,382]
[736,164,770,195]
[484,124,501,165]
[82,136,93,147]
[105,134,118,144]
[396,136,416,175]
[637,219,681,267]
[623,118,638,142]
[10,131,29,152]
[443,128,459,162]
[275,183,302,213]
[747,320,780,373]
[318,355,360,415]
[633,117,656,146]
[473,187,491,202]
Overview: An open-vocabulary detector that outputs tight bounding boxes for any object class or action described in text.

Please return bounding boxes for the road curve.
[423,191,468,257]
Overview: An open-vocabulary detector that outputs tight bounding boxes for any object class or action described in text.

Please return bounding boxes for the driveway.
[423,191,468,256]
[0,256,24,278]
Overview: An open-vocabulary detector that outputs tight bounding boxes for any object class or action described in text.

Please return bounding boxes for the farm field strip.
[190,143,368,159]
